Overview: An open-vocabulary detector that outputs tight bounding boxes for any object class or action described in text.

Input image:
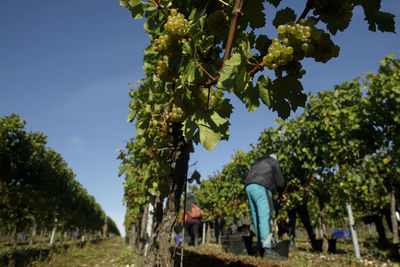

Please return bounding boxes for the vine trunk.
[157,128,190,267]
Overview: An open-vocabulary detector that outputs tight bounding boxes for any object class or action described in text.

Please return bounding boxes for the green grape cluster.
[198,87,222,108]
[263,38,294,70]
[156,55,170,81]
[154,35,185,53]
[154,35,171,52]
[311,31,340,63]
[312,0,353,24]
[169,104,184,122]
[206,10,229,38]
[263,19,340,77]
[154,9,190,80]
[164,9,189,36]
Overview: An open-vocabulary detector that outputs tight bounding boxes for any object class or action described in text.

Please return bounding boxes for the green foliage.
[195,150,257,223]
[119,0,397,239]
[0,114,108,235]
[196,55,400,227]
[352,0,396,33]
[106,216,121,236]
[121,0,395,152]
[273,7,296,28]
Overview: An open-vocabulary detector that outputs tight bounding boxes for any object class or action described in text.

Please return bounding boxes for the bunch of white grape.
[164,9,189,36]
[156,55,170,81]
[169,104,184,122]
[154,9,189,81]
[311,30,340,63]
[312,0,353,24]
[263,19,339,76]
[154,35,171,52]
[263,38,294,70]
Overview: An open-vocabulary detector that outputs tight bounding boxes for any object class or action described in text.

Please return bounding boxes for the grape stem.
[248,61,265,77]
[221,0,245,68]
[297,0,314,23]
[247,62,258,67]
[217,0,230,6]
[149,0,169,17]
[197,63,216,80]
[201,0,244,88]
[248,56,264,66]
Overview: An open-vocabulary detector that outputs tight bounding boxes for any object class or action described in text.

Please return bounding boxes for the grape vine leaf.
[180,60,195,83]
[128,0,140,6]
[240,0,266,29]
[258,75,304,119]
[234,68,251,98]
[127,0,144,19]
[257,75,273,108]
[266,0,282,8]
[127,111,136,123]
[143,10,165,38]
[182,42,193,55]
[283,76,306,111]
[143,47,158,76]
[197,112,229,151]
[214,98,233,119]
[272,7,296,28]
[370,11,396,33]
[183,116,198,142]
[326,18,351,35]
[275,99,291,119]
[217,53,243,92]
[255,34,271,55]
[199,36,215,55]
[189,170,201,184]
[243,82,260,112]
[354,0,396,33]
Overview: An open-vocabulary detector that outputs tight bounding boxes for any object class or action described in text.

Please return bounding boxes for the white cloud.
[71,136,83,145]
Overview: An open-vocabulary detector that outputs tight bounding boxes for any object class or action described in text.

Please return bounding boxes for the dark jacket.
[245,156,285,194]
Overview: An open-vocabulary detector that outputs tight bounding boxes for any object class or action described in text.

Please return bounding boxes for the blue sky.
[1,0,399,236]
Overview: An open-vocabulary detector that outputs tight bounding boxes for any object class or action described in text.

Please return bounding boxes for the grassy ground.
[2,235,400,266]
[33,237,142,267]
[1,237,143,267]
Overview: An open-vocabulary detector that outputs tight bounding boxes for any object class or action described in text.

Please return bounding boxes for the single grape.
[277,25,286,34]
[170,8,177,16]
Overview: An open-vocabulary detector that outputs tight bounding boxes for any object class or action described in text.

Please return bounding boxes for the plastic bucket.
[271,240,290,258]
[222,235,252,255]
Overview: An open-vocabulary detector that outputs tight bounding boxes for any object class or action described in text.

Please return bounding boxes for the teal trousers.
[245,183,274,248]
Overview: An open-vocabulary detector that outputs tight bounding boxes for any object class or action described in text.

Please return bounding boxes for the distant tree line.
[0,114,119,247]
